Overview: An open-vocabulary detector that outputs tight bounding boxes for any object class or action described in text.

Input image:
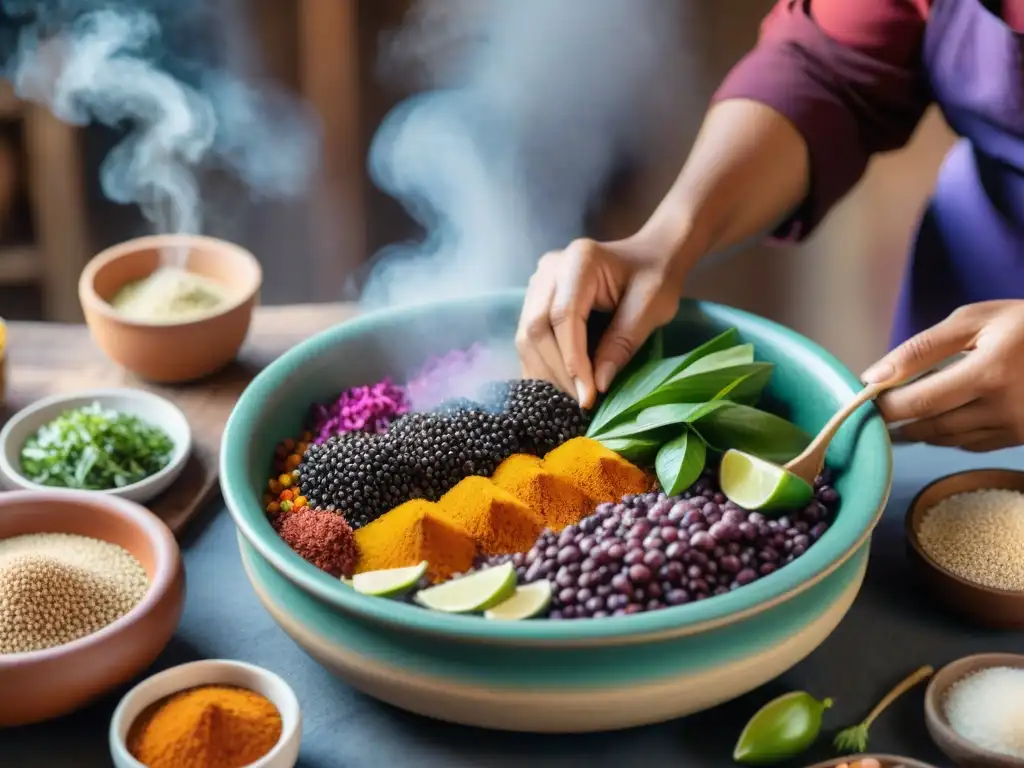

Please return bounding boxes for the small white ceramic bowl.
[0,387,191,503]
[109,659,302,768]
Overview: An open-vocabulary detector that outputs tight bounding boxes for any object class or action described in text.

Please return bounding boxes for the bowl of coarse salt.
[924,653,1024,768]
[905,469,1024,629]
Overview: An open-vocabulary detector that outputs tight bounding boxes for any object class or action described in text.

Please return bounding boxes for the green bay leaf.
[691,402,810,463]
[666,343,755,380]
[587,328,740,436]
[655,429,707,495]
[598,435,663,466]
[634,362,774,411]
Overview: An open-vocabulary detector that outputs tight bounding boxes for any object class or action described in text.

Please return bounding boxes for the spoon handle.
[785,382,890,481]
[815,382,889,448]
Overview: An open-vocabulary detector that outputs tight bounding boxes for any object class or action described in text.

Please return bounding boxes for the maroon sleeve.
[712,0,930,241]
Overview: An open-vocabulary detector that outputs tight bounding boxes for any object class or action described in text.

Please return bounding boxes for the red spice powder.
[274,507,359,577]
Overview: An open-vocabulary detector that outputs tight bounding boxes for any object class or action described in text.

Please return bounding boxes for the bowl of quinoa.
[906,468,1024,629]
[0,490,183,726]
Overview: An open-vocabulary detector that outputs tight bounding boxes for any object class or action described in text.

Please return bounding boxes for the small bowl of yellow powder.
[79,234,262,384]
[0,490,184,726]
[906,468,1024,629]
[110,659,302,768]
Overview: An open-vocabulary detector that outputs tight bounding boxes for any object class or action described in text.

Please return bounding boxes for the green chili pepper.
[733,691,833,765]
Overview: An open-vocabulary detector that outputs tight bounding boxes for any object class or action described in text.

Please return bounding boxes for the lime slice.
[351,561,427,597]
[414,562,517,614]
[484,580,552,621]
[720,449,814,513]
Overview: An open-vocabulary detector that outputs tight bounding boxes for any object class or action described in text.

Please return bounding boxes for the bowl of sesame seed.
[0,490,184,726]
[905,469,1024,629]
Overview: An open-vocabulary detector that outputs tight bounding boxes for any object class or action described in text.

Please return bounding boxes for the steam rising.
[362,0,683,309]
[6,3,317,259]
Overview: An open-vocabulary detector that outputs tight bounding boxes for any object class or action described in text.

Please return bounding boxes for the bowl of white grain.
[905,468,1024,629]
[925,653,1024,768]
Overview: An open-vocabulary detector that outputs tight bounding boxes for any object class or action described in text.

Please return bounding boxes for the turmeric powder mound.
[490,454,592,532]
[543,436,652,502]
[437,477,545,556]
[127,684,282,768]
[354,499,476,583]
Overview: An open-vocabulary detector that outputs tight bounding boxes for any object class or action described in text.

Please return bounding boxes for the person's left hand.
[861,300,1024,452]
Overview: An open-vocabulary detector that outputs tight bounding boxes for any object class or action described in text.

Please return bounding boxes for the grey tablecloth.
[4,444,1023,768]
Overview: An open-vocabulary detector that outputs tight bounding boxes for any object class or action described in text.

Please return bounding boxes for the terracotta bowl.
[905,469,1024,629]
[924,653,1024,768]
[79,234,262,384]
[0,490,184,726]
[806,756,938,768]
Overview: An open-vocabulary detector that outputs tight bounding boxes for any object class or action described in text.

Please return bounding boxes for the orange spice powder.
[437,477,545,556]
[543,436,652,502]
[353,499,476,582]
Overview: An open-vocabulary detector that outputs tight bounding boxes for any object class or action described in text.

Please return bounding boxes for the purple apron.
[890,0,1024,345]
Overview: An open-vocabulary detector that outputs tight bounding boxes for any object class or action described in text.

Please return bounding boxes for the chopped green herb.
[19,402,175,491]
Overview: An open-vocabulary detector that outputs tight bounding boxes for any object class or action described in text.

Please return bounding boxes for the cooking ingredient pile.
[945,666,1024,759]
[263,334,841,621]
[19,402,174,491]
[0,532,149,654]
[127,684,283,768]
[485,469,837,618]
[917,488,1024,592]
[300,379,588,528]
[110,266,227,324]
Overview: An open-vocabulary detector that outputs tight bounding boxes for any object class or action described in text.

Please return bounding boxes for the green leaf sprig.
[19,401,175,491]
[587,329,811,492]
[833,665,934,754]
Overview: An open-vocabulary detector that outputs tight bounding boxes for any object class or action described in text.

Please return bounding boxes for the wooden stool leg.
[23,103,90,322]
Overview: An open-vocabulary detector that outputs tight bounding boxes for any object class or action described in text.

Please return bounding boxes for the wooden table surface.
[1,304,358,533]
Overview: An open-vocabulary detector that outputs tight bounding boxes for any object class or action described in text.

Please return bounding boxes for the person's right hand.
[516,235,686,410]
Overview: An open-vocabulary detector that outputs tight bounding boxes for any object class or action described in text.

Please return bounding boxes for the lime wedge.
[720,449,814,513]
[351,561,427,597]
[484,581,553,621]
[414,562,517,614]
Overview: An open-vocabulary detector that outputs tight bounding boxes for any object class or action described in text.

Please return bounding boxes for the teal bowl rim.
[222,290,893,644]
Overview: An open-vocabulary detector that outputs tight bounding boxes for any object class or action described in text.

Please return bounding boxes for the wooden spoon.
[784,381,892,485]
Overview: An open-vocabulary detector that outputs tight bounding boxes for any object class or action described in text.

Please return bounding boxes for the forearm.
[636,98,810,272]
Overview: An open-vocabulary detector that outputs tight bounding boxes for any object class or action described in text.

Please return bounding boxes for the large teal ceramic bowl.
[221,292,892,731]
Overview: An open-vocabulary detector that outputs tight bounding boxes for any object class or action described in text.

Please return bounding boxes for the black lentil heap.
[298,379,588,529]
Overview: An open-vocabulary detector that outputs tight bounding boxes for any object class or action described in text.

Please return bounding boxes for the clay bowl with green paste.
[221,292,892,732]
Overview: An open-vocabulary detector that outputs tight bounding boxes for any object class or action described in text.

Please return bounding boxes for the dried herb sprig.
[834,665,935,753]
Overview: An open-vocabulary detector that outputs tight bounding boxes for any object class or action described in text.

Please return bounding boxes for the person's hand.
[862,300,1024,451]
[516,235,685,409]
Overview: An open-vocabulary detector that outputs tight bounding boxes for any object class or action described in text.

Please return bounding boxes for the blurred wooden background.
[0,0,956,372]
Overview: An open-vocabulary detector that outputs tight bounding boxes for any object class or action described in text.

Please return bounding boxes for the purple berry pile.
[485,469,840,619]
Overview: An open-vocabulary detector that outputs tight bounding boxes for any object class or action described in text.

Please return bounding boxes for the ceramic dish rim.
[108,658,301,768]
[905,469,1024,597]
[804,754,939,768]
[221,290,893,644]
[924,652,1024,767]
[0,489,180,666]
[79,233,263,330]
[0,387,192,500]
